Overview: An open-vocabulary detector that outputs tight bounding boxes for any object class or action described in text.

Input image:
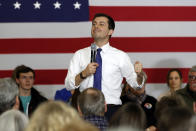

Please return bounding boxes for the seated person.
[109,102,146,130]
[176,65,196,113]
[54,88,72,103]
[158,69,183,100]
[0,77,19,115]
[77,88,108,131]
[0,109,28,131]
[12,65,47,117]
[121,71,157,128]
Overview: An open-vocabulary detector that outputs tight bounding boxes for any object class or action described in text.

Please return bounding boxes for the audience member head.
[0,77,19,115]
[26,101,82,131]
[77,88,106,116]
[157,106,193,131]
[188,65,196,92]
[155,94,186,119]
[13,65,35,80]
[13,65,35,90]
[166,69,183,91]
[109,102,146,130]
[0,109,28,131]
[60,119,99,131]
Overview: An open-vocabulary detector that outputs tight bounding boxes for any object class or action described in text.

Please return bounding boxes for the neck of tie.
[94,48,102,90]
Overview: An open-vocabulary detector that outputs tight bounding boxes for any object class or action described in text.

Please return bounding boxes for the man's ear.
[16,78,20,84]
[13,96,20,110]
[193,101,196,113]
[104,101,107,113]
[108,29,114,36]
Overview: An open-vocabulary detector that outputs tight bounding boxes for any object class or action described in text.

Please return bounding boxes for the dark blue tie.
[94,48,102,90]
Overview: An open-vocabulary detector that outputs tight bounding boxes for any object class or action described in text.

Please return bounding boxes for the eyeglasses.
[188,75,196,81]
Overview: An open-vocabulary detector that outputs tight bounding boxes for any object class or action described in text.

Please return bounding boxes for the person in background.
[109,102,146,131]
[54,88,72,103]
[0,109,28,131]
[176,65,196,112]
[155,94,186,122]
[13,65,47,117]
[26,101,87,131]
[77,88,108,131]
[158,69,183,100]
[0,77,20,115]
[65,13,145,121]
[121,71,157,128]
[157,106,193,131]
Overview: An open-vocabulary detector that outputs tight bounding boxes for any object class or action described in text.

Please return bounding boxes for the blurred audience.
[60,118,99,131]
[0,109,28,131]
[158,69,183,100]
[0,77,19,115]
[77,88,108,131]
[155,94,186,121]
[157,106,193,131]
[26,101,83,131]
[109,103,146,131]
[176,65,196,112]
[121,71,157,127]
[12,65,47,117]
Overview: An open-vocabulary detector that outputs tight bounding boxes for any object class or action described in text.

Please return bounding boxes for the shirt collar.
[95,42,110,53]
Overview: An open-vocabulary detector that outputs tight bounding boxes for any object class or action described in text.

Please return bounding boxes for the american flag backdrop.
[0,0,196,99]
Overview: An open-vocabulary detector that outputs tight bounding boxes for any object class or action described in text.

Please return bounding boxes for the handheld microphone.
[91,43,96,63]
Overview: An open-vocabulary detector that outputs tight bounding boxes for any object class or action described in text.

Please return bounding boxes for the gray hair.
[0,77,19,114]
[77,88,105,116]
[189,65,196,75]
[0,109,29,131]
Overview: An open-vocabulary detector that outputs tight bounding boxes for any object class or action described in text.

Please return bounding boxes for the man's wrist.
[80,71,86,79]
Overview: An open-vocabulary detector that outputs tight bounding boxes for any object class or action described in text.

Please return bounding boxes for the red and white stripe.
[0,0,196,99]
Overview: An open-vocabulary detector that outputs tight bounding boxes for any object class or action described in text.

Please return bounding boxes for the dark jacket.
[19,87,47,117]
[121,94,157,127]
[176,84,196,113]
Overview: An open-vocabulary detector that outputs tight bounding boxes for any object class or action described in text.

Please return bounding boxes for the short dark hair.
[157,106,193,131]
[92,13,115,30]
[13,65,35,79]
[109,103,146,129]
[166,69,182,87]
[155,94,186,119]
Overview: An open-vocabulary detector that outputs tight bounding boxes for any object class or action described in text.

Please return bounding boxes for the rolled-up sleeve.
[65,51,81,91]
[121,53,144,89]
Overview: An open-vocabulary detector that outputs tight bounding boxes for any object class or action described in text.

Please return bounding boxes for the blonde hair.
[26,101,82,131]
[60,120,99,131]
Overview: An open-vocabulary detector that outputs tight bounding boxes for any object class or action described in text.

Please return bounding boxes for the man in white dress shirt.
[65,13,144,120]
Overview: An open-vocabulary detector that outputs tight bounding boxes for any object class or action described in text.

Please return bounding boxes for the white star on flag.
[13,1,21,9]
[53,1,61,9]
[34,1,41,9]
[73,1,81,9]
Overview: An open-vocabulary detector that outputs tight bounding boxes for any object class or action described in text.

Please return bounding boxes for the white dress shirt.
[65,43,142,105]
